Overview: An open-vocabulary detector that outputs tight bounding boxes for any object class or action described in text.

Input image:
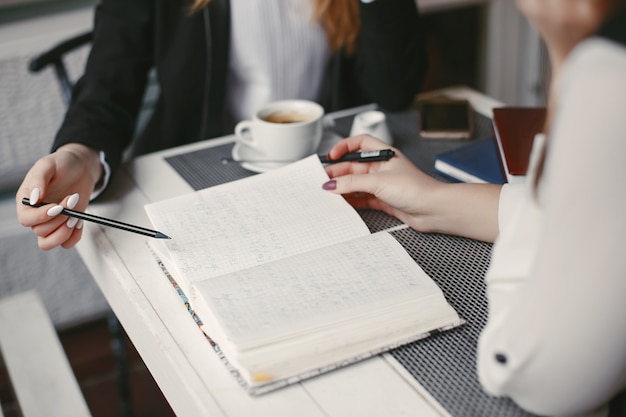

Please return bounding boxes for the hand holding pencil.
[22,197,170,240]
[15,145,106,250]
[15,144,169,248]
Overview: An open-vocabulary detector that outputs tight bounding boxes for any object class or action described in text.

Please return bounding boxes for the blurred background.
[0,1,549,416]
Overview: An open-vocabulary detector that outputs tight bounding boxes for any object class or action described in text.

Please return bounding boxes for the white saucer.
[231,142,289,173]
[232,131,344,173]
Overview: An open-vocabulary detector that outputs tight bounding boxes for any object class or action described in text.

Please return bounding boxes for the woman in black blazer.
[17,0,428,250]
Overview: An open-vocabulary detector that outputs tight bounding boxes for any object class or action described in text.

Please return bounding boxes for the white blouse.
[477,37,626,416]
[226,0,331,129]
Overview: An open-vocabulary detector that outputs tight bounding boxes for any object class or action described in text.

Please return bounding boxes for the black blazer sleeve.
[52,0,155,174]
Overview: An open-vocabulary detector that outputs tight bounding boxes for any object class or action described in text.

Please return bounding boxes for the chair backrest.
[26,30,160,161]
[28,31,92,106]
[0,31,91,196]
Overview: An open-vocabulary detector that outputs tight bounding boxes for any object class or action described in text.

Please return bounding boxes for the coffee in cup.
[262,110,315,124]
[234,100,324,162]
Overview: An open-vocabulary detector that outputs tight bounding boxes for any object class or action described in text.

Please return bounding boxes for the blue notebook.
[434,137,505,184]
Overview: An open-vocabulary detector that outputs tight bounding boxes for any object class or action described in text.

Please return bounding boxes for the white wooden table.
[75,86,502,417]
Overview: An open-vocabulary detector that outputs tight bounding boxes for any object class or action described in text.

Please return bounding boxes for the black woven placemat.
[163,110,537,417]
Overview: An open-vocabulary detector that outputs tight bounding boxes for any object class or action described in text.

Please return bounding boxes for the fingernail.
[322,180,337,190]
[67,193,79,210]
[76,220,84,230]
[47,205,64,217]
[66,217,79,228]
[29,188,41,205]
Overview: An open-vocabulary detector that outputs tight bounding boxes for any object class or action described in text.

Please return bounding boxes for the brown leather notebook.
[492,107,547,183]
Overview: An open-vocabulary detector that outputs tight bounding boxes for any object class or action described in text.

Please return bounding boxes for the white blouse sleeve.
[497,183,524,234]
[477,38,626,416]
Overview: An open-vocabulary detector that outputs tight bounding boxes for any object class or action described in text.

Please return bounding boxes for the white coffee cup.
[234,100,324,161]
[349,110,393,145]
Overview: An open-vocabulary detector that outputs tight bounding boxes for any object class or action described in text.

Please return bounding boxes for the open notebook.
[145,155,463,395]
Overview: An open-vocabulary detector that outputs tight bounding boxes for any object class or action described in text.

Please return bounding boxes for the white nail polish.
[76,220,84,230]
[67,193,79,210]
[47,205,64,217]
[66,217,79,228]
[30,188,41,205]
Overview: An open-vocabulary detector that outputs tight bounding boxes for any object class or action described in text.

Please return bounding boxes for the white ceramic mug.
[349,110,393,145]
[235,100,324,161]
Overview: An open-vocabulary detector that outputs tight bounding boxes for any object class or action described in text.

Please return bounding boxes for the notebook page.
[145,155,371,288]
[192,232,442,347]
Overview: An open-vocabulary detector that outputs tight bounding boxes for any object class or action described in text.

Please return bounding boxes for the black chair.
[28,31,93,106]
[27,31,134,417]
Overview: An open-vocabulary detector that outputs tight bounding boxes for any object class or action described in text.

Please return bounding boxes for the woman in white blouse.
[323,0,626,415]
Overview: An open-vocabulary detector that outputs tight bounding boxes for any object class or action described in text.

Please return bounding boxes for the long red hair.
[189,0,360,54]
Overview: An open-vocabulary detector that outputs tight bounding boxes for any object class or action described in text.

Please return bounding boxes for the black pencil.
[22,197,171,239]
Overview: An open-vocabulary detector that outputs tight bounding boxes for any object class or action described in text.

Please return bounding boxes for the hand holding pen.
[321,135,418,204]
[221,149,395,165]
[319,149,395,164]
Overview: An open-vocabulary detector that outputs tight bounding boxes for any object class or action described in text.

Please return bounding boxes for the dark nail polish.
[322,180,337,190]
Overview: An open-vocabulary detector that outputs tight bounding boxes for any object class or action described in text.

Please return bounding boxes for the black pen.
[221,149,395,165]
[22,197,171,239]
[319,149,395,164]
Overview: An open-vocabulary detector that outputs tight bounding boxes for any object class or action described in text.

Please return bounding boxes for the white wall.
[484,0,547,106]
[0,5,93,58]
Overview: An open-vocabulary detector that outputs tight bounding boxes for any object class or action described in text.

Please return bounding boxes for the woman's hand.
[15,143,103,250]
[323,135,502,242]
[323,135,444,232]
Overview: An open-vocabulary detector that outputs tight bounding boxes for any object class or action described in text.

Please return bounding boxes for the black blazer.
[53,0,428,176]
